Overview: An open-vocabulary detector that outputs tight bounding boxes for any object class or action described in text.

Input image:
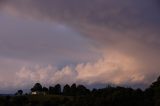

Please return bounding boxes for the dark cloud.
[0,0,160,89]
[0,14,97,65]
[1,0,159,24]
[1,0,160,42]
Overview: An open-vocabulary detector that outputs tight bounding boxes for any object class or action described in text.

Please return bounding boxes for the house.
[31,91,46,95]
[31,91,37,95]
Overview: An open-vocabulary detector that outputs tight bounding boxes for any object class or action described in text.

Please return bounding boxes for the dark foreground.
[1,76,160,106]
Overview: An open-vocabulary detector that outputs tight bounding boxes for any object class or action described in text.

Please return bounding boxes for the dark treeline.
[29,83,90,96]
[2,76,160,106]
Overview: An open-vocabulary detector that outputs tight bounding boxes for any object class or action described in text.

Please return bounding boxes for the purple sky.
[0,0,160,93]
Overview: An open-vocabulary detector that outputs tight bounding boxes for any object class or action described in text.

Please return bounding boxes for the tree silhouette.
[63,84,71,95]
[42,87,49,93]
[54,84,61,95]
[71,83,77,96]
[10,76,160,106]
[15,90,23,96]
[31,83,43,92]
[76,85,90,95]
[148,76,160,106]
[49,86,55,94]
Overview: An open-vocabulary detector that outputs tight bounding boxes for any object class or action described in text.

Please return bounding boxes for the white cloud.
[13,51,147,89]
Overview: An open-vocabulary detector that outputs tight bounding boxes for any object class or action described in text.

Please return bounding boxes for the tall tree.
[31,83,43,92]
[63,84,71,95]
[71,83,77,96]
[54,84,61,95]
[148,76,160,106]
[49,86,55,94]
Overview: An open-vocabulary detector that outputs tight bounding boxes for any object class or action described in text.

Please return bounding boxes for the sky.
[0,0,160,93]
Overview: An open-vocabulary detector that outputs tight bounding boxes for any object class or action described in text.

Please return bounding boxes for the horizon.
[0,0,160,93]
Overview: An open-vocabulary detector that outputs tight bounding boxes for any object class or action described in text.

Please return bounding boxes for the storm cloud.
[0,0,160,92]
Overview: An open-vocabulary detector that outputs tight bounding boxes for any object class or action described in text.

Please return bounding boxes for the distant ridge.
[0,94,14,96]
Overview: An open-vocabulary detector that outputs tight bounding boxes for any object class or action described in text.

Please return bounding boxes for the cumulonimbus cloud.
[0,0,160,89]
[15,52,145,88]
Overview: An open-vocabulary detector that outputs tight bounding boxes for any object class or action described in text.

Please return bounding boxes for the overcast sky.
[0,0,160,93]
